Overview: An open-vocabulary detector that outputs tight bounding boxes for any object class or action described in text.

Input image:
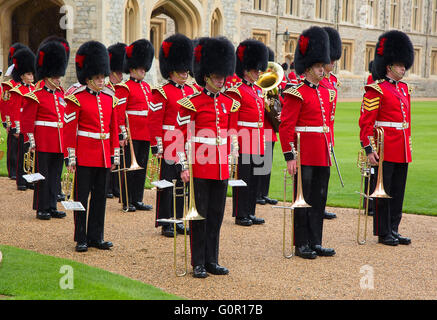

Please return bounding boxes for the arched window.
[315,0,329,20]
[253,0,268,11]
[211,9,222,37]
[390,0,400,28]
[411,0,422,32]
[125,0,138,43]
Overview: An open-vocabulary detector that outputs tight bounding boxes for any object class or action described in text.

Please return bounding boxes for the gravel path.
[0,176,436,300]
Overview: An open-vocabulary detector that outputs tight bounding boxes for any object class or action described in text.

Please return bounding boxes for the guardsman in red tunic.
[319,27,343,220]
[1,43,27,180]
[176,36,238,278]
[64,41,120,252]
[224,73,241,90]
[256,47,278,206]
[106,42,127,199]
[114,39,154,212]
[21,40,69,220]
[279,26,336,259]
[149,34,197,237]
[226,39,268,227]
[359,31,414,246]
[6,47,36,191]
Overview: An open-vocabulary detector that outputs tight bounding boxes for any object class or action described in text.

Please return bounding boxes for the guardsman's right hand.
[181,170,190,183]
[367,151,379,166]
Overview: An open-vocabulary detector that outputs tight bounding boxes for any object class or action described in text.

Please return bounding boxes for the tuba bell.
[256,61,285,132]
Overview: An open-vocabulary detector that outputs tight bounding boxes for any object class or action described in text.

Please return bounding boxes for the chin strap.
[88,79,103,92]
[46,78,60,91]
[205,77,222,93]
[389,65,404,80]
[172,71,188,84]
[308,68,324,82]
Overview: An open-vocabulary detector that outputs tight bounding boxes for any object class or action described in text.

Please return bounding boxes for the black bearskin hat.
[123,39,154,73]
[8,43,26,66]
[35,40,68,80]
[159,33,193,79]
[193,37,235,87]
[323,27,342,62]
[368,60,373,73]
[372,30,414,80]
[39,36,70,62]
[294,26,330,75]
[11,47,35,82]
[75,41,110,85]
[235,39,268,78]
[108,42,127,73]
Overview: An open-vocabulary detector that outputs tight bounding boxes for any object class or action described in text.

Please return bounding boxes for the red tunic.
[63,86,119,168]
[149,81,198,162]
[359,79,412,163]
[4,82,35,133]
[279,80,333,167]
[1,79,20,125]
[225,80,265,155]
[114,78,152,141]
[225,73,241,90]
[175,89,240,180]
[21,86,65,153]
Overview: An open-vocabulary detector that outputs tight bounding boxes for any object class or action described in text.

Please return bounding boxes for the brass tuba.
[256,61,285,132]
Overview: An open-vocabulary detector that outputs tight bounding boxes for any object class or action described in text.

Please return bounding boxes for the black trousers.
[106,170,120,196]
[120,140,149,205]
[372,161,408,237]
[294,165,330,247]
[364,172,376,213]
[155,159,184,226]
[256,141,275,199]
[73,166,109,243]
[7,133,18,178]
[16,133,27,187]
[190,178,228,267]
[232,153,264,219]
[33,151,63,212]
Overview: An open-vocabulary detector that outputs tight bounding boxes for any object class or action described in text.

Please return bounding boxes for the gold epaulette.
[1,80,14,89]
[9,85,23,96]
[115,82,130,92]
[328,89,336,103]
[65,95,80,107]
[283,86,303,100]
[153,83,167,99]
[365,82,383,95]
[225,83,242,98]
[34,80,44,90]
[177,92,201,112]
[23,91,40,103]
[362,96,380,111]
[400,81,413,95]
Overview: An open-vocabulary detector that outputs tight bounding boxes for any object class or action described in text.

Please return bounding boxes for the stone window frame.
[341,0,354,24]
[285,0,299,16]
[284,33,299,58]
[432,0,437,34]
[253,0,268,12]
[210,8,222,37]
[409,47,422,76]
[315,0,329,21]
[389,0,400,29]
[411,0,423,32]
[252,28,271,46]
[365,0,378,27]
[430,49,437,76]
[150,17,166,59]
[364,43,376,73]
[124,0,139,44]
[338,39,354,73]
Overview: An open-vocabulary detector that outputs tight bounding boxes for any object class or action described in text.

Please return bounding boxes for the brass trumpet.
[23,149,36,175]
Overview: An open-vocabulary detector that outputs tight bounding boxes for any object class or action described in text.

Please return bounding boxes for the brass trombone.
[273,133,311,258]
[356,126,390,245]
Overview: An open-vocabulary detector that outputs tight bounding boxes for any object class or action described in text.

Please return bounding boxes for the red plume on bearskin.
[125,45,133,58]
[11,47,35,82]
[75,54,85,68]
[237,45,246,61]
[75,41,110,85]
[123,39,154,73]
[298,35,309,56]
[7,43,26,66]
[194,44,202,62]
[376,37,386,56]
[35,40,69,81]
[38,51,45,67]
[162,41,172,58]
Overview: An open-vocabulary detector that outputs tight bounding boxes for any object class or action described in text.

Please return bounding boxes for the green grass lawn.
[0,245,182,300]
[2,100,436,215]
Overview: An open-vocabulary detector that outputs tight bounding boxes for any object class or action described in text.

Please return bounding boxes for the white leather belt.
[162,125,175,131]
[126,110,148,116]
[77,130,110,140]
[375,121,409,129]
[34,120,63,128]
[295,126,329,133]
[238,121,263,128]
[192,136,227,146]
